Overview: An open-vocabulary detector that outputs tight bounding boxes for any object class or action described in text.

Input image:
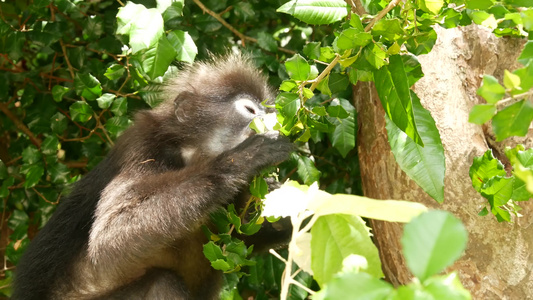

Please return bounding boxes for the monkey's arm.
[87,134,291,271]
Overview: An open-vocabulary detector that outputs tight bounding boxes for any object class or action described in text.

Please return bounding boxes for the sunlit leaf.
[277,0,348,25]
[401,211,467,281]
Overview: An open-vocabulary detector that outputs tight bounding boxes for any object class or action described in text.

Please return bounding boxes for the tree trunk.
[355,25,533,299]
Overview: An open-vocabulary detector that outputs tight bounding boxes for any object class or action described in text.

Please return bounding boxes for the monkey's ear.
[173,91,194,122]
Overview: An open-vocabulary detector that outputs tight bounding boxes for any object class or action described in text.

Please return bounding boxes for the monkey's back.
[11,158,120,300]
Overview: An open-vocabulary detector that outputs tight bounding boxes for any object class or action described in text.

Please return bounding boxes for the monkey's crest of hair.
[160,54,274,107]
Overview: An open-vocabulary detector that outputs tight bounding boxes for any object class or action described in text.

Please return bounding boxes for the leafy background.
[1,0,532,298]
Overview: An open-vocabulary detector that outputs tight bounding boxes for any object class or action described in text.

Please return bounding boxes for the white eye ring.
[234,98,262,117]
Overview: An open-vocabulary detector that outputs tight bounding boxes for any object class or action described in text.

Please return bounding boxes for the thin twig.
[496,90,533,108]
[0,102,42,147]
[192,0,296,55]
[60,39,76,79]
[289,278,316,295]
[32,187,60,205]
[269,249,288,264]
[309,55,340,91]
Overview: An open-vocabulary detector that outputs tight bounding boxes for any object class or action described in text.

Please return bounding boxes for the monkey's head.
[158,54,275,164]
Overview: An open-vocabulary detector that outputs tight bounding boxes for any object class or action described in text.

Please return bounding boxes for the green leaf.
[468,104,496,124]
[69,101,94,123]
[96,93,116,109]
[364,43,388,70]
[441,8,462,29]
[41,136,59,156]
[327,73,349,94]
[277,0,348,25]
[50,112,67,134]
[129,8,164,53]
[250,176,268,199]
[405,29,437,56]
[74,73,102,101]
[336,28,372,50]
[477,75,505,104]
[0,161,7,179]
[327,103,349,119]
[139,36,177,80]
[518,41,533,65]
[311,214,383,287]
[162,0,184,21]
[234,3,255,21]
[314,272,394,300]
[309,193,428,223]
[167,30,197,64]
[203,241,225,261]
[110,97,127,116]
[419,0,444,14]
[23,164,45,188]
[0,177,15,198]
[257,31,278,52]
[47,162,70,184]
[423,273,472,300]
[285,54,311,81]
[492,100,533,141]
[401,211,467,281]
[303,42,321,60]
[466,0,495,10]
[116,2,146,35]
[104,64,125,80]
[522,9,533,31]
[469,150,506,192]
[297,156,321,185]
[105,116,131,137]
[371,19,404,42]
[503,70,521,90]
[22,146,40,165]
[470,11,498,29]
[156,0,184,13]
[375,55,423,146]
[386,91,445,203]
[51,85,69,102]
[276,92,301,117]
[481,176,513,207]
[83,15,103,40]
[402,54,424,86]
[327,99,356,158]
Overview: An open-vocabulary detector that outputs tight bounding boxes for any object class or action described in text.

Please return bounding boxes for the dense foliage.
[0,0,532,298]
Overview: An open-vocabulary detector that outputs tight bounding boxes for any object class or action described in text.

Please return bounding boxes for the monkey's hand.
[216,133,292,180]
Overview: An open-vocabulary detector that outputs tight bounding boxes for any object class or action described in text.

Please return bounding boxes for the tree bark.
[355,25,533,299]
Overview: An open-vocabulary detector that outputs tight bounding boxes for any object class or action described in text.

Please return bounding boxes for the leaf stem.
[496,90,533,108]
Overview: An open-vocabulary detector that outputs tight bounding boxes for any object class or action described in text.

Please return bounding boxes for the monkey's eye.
[245,105,256,115]
[234,98,262,118]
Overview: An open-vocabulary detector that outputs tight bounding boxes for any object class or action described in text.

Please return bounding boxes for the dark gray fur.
[12,55,292,300]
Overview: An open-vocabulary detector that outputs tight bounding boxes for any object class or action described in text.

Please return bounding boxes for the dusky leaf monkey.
[13,54,292,300]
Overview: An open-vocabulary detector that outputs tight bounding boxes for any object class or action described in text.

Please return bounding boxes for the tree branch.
[364,0,403,31]
[0,102,42,147]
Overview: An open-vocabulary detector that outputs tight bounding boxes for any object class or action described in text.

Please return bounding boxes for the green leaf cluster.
[470,146,533,222]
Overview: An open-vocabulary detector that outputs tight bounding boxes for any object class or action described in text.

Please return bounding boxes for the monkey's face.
[176,93,268,164]
[204,95,266,155]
